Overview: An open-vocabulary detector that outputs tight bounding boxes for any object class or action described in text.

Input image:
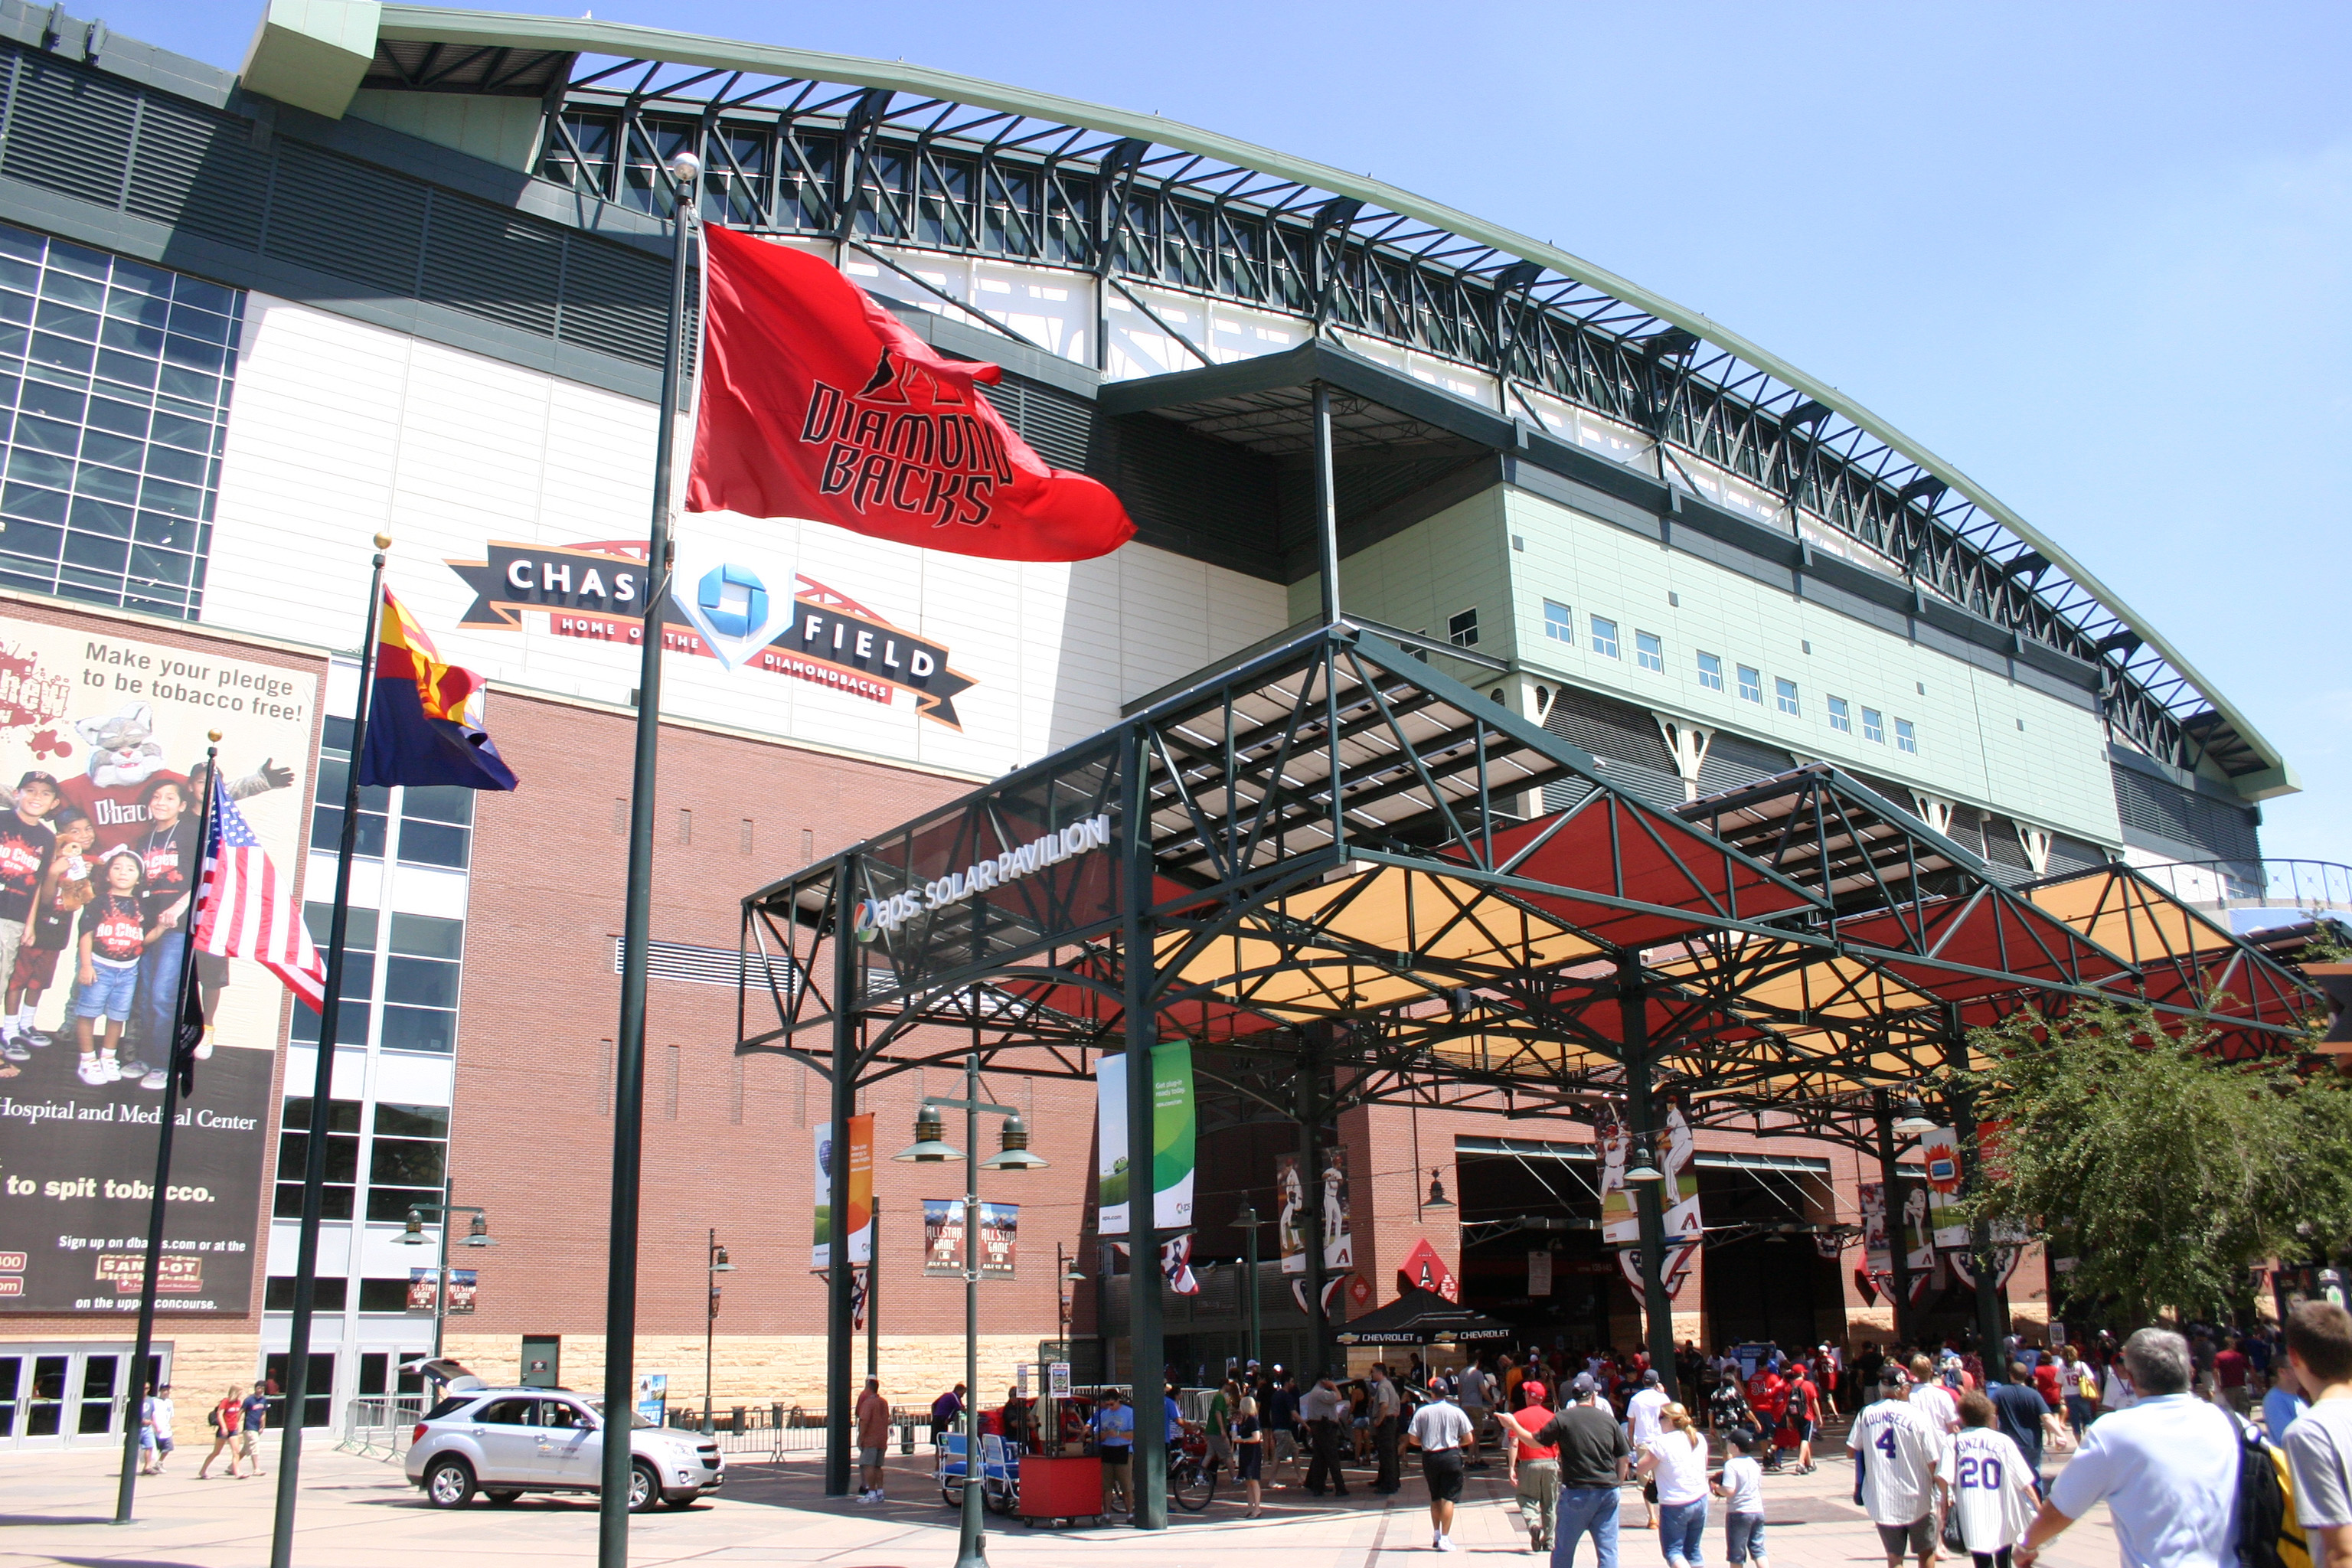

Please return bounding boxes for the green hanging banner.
[1095,1040,1194,1235]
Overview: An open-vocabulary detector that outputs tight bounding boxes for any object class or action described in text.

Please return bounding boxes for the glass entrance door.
[0,1344,168,1448]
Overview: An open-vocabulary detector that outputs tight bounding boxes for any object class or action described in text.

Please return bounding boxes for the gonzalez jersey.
[1938,1427,2038,1552]
[1849,1397,1949,1526]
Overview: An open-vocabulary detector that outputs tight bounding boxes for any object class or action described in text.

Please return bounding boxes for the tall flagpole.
[267,536,390,1568]
[599,148,701,1567]
[113,741,218,1524]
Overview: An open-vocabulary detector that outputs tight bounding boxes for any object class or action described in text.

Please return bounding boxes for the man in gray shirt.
[1534,1374,1632,1568]
[1370,1364,1404,1494]
[2283,1300,2352,1568]
[1410,1379,1477,1552]
[1302,1376,1351,1497]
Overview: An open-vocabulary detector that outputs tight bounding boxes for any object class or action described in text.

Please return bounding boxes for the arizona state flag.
[359,587,521,792]
[684,224,1135,563]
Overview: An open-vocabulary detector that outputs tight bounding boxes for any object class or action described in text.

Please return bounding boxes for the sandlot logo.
[447,540,978,726]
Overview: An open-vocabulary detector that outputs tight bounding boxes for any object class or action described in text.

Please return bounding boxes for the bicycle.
[1169,1429,1217,1512]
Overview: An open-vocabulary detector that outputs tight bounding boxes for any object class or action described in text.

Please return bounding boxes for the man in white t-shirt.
[2017,1328,2238,1568]
[1847,1365,1949,1568]
[2281,1300,2352,1568]
[1907,1355,1961,1436]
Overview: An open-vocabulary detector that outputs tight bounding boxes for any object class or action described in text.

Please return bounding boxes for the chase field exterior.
[0,0,2298,1442]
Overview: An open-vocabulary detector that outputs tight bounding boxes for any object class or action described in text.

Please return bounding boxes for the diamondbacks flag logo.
[684,224,1134,563]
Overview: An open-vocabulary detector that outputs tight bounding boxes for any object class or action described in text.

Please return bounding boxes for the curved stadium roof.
[321,5,2291,799]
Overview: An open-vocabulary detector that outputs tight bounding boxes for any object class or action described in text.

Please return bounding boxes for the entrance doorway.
[0,1342,171,1449]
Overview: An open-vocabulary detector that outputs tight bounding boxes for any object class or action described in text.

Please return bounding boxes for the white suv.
[405,1384,724,1511]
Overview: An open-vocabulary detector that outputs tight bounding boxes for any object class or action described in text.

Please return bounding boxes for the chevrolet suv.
[404,1383,724,1511]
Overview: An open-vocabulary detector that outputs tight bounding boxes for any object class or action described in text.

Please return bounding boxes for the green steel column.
[1120,727,1167,1529]
[1872,1089,1915,1348]
[1619,962,1678,1400]
[823,861,859,1496]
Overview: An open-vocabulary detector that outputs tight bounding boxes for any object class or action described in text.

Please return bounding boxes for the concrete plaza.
[0,1432,2122,1568]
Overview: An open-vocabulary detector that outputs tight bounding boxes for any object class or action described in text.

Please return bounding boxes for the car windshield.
[583,1400,657,1429]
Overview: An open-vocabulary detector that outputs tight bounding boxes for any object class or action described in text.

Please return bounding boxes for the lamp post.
[896,1054,1044,1568]
[1056,1243,1086,1344]
[394,1184,496,1361]
[1229,1207,1266,1373]
[704,1230,735,1435]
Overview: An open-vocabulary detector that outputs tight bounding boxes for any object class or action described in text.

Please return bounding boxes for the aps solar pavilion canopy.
[735,622,2321,1131]
[260,3,2292,798]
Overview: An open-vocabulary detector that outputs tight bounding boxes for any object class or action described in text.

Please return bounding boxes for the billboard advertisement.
[1094,1041,1193,1236]
[0,620,318,1315]
[812,1113,874,1269]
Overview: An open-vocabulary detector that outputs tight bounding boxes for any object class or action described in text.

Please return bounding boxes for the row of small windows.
[1541,599,1920,755]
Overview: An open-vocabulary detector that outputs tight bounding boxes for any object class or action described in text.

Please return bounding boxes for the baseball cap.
[1880,1364,1910,1387]
[15,769,59,791]
[1571,1373,1598,1395]
[1642,1368,1661,1386]
[1520,1380,1547,1401]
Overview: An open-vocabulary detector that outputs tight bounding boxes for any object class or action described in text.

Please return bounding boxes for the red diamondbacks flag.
[684,224,1135,563]
[193,770,327,1011]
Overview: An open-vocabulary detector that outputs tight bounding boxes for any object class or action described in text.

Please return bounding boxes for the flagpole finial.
[374,532,392,550]
[668,150,701,185]
[207,730,221,744]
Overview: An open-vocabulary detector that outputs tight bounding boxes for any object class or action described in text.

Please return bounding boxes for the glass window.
[381,914,462,1055]
[0,222,239,616]
[1697,652,1724,692]
[1589,616,1618,658]
[291,906,374,1047]
[274,1098,361,1220]
[1635,631,1663,672]
[397,785,472,870]
[1775,678,1801,716]
[1863,707,1885,743]
[1737,665,1762,704]
[1896,718,1918,754]
[264,1276,348,1312]
[358,1278,414,1313]
[1544,599,1573,642]
[1447,608,1478,648]
[309,715,389,861]
[1828,696,1852,733]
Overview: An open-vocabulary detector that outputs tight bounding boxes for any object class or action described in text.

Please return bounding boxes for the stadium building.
[0,0,2330,1446]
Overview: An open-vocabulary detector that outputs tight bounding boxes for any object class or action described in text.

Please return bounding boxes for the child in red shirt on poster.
[74,850,147,1085]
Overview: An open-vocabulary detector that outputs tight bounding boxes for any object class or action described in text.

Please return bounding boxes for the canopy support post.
[1121,727,1168,1530]
[1313,381,1341,626]
[1298,1026,1331,1378]
[1943,1023,2008,1365]
[1620,962,1679,1400]
[1871,1088,1916,1348]
[823,860,861,1498]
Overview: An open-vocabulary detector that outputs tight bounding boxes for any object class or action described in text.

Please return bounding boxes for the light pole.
[704,1230,734,1435]
[896,1054,1045,1568]
[1229,1207,1266,1374]
[1056,1244,1086,1344]
[394,1184,496,1361]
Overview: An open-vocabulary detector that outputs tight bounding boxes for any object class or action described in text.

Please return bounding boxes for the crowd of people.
[884,1303,2352,1568]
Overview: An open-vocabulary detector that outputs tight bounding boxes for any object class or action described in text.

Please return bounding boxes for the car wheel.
[627,1460,663,1514]
[424,1457,477,1508]
[485,1489,523,1506]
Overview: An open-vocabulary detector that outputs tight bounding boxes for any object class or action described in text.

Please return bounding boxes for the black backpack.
[2230,1413,2310,1568]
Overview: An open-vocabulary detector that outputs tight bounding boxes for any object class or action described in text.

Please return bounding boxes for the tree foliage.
[1958,1002,2352,1323]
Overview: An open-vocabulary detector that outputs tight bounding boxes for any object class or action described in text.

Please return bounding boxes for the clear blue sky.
[132,2,2352,866]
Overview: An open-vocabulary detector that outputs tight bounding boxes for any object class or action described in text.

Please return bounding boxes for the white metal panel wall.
[200,293,1289,781]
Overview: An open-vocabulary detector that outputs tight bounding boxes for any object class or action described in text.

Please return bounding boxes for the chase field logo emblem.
[446,539,978,727]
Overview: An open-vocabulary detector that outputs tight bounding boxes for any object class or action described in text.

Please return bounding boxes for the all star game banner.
[0,619,319,1315]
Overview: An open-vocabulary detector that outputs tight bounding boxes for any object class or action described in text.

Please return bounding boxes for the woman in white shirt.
[1636,1403,1713,1568]
[1936,1390,2039,1568]
[2098,1359,2137,1415]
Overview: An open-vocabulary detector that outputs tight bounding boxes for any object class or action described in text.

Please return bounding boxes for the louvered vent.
[2112,766,2258,860]
[264,144,426,298]
[557,237,667,364]
[124,94,269,250]
[3,55,134,204]
[420,194,562,337]
[612,936,800,992]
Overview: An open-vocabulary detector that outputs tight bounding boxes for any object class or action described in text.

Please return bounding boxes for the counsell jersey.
[1849,1398,1949,1525]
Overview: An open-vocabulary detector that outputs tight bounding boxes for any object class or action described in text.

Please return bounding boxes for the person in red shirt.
[74,850,147,1085]
[0,769,59,1063]
[2214,1338,2251,1415]
[5,808,93,1059]
[1790,1363,1824,1473]
[1746,1362,1789,1472]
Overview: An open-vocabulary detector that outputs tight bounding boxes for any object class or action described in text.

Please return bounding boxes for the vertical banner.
[635,1372,668,1426]
[1276,1148,1352,1274]
[446,1268,478,1315]
[1596,1107,1636,1246]
[1612,1103,1701,1304]
[1094,1041,1194,1234]
[1527,1250,1553,1297]
[406,1269,438,1314]
[1919,1127,1969,1248]
[812,1112,875,1269]
[977,1201,1018,1280]
[923,1198,964,1276]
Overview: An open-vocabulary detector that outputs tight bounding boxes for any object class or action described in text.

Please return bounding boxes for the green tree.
[1957,1002,2352,1323]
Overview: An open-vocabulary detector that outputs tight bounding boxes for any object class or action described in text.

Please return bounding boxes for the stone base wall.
[437,1333,1050,1410]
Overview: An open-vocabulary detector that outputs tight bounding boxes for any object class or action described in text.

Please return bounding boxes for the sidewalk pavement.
[0,1436,2121,1568]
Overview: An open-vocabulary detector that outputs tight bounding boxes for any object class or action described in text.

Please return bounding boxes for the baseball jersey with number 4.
[1847,1398,1949,1526]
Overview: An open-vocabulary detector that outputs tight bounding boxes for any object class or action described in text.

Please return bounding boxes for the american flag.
[193,770,326,1011]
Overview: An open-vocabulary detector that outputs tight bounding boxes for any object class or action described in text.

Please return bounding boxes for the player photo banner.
[1276,1147,1352,1276]
[0,621,318,1316]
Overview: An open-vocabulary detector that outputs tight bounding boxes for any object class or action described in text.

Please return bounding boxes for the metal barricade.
[338,1396,426,1462]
